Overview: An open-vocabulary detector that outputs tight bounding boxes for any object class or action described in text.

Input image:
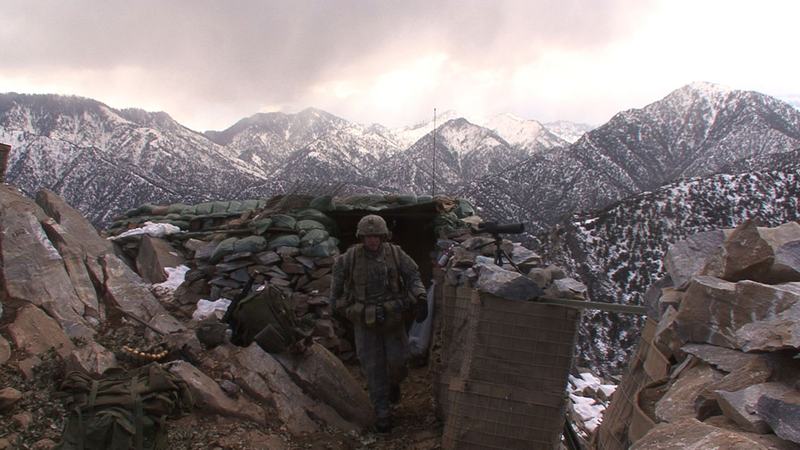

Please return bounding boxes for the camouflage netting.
[106,193,479,359]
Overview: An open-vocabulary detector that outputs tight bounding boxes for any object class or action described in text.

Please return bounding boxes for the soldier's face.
[363,235,382,252]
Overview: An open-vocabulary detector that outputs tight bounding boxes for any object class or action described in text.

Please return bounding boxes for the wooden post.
[0,143,10,183]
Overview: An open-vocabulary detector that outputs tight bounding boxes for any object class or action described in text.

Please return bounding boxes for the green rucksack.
[226,285,306,353]
[56,363,192,450]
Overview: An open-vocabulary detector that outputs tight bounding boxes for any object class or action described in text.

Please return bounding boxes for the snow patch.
[109,221,181,240]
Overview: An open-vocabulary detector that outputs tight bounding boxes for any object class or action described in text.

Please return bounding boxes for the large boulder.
[665,230,727,290]
[676,277,800,349]
[632,417,782,449]
[7,304,74,358]
[97,254,184,335]
[167,360,264,424]
[136,235,185,283]
[703,220,800,284]
[714,383,793,434]
[35,189,113,257]
[274,343,374,428]
[64,341,118,376]
[754,384,800,444]
[233,345,360,435]
[735,302,800,352]
[0,336,10,366]
[0,186,94,338]
[654,362,722,423]
[475,263,544,301]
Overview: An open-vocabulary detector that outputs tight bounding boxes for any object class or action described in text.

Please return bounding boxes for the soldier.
[330,214,428,433]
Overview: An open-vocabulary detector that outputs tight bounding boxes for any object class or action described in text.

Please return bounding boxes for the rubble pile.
[595,219,800,449]
[567,371,617,438]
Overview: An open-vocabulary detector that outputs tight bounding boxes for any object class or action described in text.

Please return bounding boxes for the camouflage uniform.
[331,242,426,422]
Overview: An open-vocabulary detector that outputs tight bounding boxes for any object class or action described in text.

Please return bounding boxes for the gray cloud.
[2,0,653,128]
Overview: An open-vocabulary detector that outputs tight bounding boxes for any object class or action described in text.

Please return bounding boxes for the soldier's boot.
[389,384,401,404]
[375,416,393,433]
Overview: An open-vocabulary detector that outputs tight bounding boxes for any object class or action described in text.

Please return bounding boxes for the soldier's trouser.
[353,322,409,419]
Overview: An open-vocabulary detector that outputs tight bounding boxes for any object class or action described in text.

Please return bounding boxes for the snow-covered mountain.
[483,113,567,152]
[465,82,800,232]
[377,118,529,193]
[0,94,267,224]
[390,110,461,149]
[206,108,402,178]
[540,167,800,375]
[543,120,595,143]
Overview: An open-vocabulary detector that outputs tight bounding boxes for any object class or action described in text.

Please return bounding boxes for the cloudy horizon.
[2,0,798,132]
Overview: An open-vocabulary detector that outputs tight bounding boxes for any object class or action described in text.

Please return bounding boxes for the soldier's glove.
[414,296,428,323]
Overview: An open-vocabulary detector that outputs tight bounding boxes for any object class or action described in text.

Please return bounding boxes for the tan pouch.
[364,304,377,327]
[345,303,365,324]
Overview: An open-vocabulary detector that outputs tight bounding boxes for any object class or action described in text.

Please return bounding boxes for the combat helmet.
[356,214,391,239]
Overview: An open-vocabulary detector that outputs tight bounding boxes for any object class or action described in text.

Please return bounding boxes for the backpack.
[226,285,306,353]
[56,363,192,450]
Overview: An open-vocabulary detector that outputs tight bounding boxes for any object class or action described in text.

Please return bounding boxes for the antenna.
[432,107,436,197]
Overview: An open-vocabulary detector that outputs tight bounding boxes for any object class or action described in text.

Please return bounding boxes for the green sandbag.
[226,200,243,213]
[309,195,334,211]
[252,218,272,235]
[195,202,214,215]
[297,220,325,231]
[241,199,261,210]
[294,209,336,231]
[300,237,339,258]
[417,195,433,203]
[268,235,300,250]
[167,203,190,214]
[270,214,296,230]
[211,201,230,214]
[210,237,237,263]
[397,194,417,204]
[300,229,329,247]
[234,236,267,253]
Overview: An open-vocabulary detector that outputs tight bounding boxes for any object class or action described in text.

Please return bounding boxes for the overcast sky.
[2,0,798,131]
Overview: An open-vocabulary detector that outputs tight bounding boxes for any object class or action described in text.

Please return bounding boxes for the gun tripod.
[477,233,523,274]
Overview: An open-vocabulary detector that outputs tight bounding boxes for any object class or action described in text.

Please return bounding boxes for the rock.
[643,276,673,319]
[219,379,240,398]
[0,387,22,411]
[65,341,118,376]
[136,235,184,283]
[233,345,358,435]
[97,254,184,334]
[632,417,777,449]
[665,230,726,290]
[32,439,56,450]
[256,251,282,265]
[40,218,104,323]
[0,336,10,366]
[754,384,800,444]
[551,277,587,299]
[35,189,113,257]
[681,344,767,373]
[676,277,800,349]
[12,411,33,429]
[475,263,544,301]
[654,362,723,422]
[274,343,374,429]
[218,431,288,450]
[196,319,228,348]
[714,383,793,434]
[7,304,74,358]
[303,274,332,294]
[706,220,800,284]
[652,306,681,358]
[167,360,263,423]
[527,267,551,288]
[0,187,95,338]
[18,356,41,380]
[735,302,800,352]
[0,437,14,450]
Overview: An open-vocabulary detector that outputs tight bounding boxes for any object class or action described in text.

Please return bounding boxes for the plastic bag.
[408,281,435,358]
[192,298,232,321]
